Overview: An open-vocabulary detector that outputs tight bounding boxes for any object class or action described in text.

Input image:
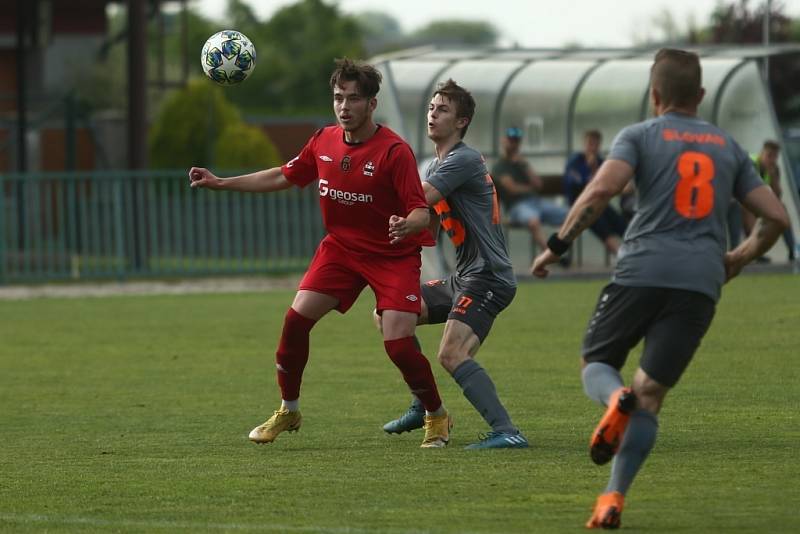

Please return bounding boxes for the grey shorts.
[421,275,516,343]
[582,283,716,387]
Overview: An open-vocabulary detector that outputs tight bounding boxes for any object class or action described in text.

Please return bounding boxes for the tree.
[221,0,263,48]
[356,10,404,40]
[630,1,797,46]
[691,0,794,43]
[149,78,282,169]
[411,20,498,46]
[224,0,366,115]
[356,11,405,55]
[353,11,500,54]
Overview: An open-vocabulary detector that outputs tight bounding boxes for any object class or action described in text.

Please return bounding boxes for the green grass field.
[1,274,797,533]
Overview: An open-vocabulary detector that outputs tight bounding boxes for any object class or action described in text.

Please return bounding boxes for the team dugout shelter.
[370,45,800,272]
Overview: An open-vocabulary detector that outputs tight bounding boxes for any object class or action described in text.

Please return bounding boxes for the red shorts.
[299,236,423,314]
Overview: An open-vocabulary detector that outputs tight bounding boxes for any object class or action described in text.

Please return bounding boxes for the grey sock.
[452,359,516,434]
[582,362,625,406]
[606,410,659,495]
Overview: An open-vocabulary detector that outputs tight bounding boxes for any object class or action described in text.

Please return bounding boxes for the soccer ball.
[201,30,256,85]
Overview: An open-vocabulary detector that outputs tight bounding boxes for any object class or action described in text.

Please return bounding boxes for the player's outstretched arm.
[531,159,633,277]
[188,166,292,193]
[425,208,440,238]
[388,208,431,245]
[724,185,789,281]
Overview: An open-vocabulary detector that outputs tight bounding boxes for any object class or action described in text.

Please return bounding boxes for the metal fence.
[0,170,325,284]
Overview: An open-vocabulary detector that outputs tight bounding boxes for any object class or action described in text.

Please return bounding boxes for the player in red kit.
[189,58,451,448]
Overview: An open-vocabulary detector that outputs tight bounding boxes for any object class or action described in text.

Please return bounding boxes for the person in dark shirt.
[491,127,568,254]
[563,130,628,255]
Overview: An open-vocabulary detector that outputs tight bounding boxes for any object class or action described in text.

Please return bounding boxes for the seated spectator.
[563,129,628,255]
[491,127,568,255]
[744,140,796,262]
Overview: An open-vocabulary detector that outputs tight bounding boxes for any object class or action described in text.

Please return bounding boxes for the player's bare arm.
[388,208,431,244]
[724,185,789,281]
[422,180,444,206]
[426,207,440,236]
[531,159,633,278]
[189,166,292,193]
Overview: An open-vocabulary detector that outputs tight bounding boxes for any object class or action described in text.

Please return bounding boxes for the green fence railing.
[0,170,324,284]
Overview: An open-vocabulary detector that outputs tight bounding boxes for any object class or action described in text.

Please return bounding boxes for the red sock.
[384,337,442,412]
[275,308,317,402]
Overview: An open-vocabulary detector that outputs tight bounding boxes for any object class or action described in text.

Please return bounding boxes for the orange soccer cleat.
[585,491,624,529]
[590,387,637,465]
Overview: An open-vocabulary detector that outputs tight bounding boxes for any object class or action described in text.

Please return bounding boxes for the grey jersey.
[610,112,764,301]
[425,142,516,287]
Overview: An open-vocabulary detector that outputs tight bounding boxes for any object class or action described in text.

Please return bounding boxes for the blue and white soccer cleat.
[464,431,529,450]
[382,404,425,434]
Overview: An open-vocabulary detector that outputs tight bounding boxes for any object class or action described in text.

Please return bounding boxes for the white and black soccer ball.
[201,30,256,85]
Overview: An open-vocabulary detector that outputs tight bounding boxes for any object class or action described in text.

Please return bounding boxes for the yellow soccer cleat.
[420,412,452,448]
[248,408,302,444]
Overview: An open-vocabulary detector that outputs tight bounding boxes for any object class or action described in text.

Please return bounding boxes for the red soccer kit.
[281,125,433,314]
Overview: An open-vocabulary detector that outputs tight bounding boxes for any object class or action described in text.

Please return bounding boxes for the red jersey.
[281,125,433,256]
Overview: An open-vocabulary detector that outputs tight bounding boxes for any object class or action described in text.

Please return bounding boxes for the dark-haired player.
[190,58,451,449]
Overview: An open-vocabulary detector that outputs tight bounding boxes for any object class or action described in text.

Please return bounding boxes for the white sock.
[426,405,446,417]
[281,399,299,412]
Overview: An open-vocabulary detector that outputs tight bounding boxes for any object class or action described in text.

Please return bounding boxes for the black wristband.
[547,233,570,256]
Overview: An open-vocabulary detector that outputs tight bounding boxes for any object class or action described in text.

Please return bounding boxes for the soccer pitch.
[1,274,797,533]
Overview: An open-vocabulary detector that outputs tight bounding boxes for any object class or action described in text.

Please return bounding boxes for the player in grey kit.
[532,48,789,529]
[377,79,528,449]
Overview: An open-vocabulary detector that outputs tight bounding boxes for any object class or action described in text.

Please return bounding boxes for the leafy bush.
[148,79,241,168]
[213,122,282,170]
